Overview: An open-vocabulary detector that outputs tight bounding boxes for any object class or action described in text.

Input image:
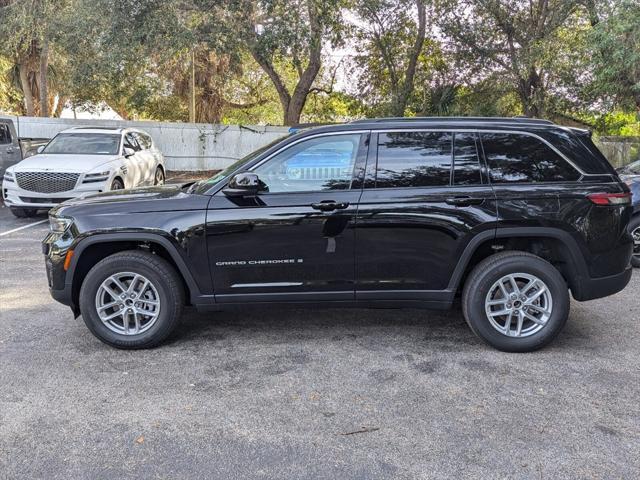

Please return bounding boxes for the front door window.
[253,134,361,193]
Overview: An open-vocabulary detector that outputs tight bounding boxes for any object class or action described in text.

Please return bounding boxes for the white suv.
[2,127,165,217]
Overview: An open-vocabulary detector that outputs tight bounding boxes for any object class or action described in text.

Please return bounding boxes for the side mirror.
[36,145,45,154]
[123,147,135,158]
[223,172,267,197]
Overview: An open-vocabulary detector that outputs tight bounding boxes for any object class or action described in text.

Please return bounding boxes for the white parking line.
[0,219,48,237]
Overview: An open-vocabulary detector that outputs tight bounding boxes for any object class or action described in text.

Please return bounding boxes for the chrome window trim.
[248,130,371,171]
[374,128,590,177]
[205,126,600,196]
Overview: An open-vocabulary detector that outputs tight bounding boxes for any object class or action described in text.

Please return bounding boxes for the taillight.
[587,192,632,206]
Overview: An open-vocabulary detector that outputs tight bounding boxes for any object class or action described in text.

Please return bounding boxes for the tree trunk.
[18,62,35,117]
[518,70,545,118]
[390,0,426,117]
[39,38,49,117]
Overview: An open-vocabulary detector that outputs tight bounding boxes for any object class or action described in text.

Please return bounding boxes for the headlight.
[3,171,14,182]
[49,215,73,233]
[82,171,111,183]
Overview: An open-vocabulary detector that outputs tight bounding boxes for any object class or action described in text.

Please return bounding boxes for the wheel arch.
[66,233,207,311]
[449,227,589,298]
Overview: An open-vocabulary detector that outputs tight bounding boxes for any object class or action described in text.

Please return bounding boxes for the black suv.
[43,117,634,352]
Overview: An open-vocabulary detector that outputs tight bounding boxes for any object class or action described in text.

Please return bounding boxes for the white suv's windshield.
[43,133,121,155]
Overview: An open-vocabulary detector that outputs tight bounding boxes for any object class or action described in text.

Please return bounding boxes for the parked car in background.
[0,117,49,177]
[2,126,165,217]
[617,159,640,267]
[43,117,633,352]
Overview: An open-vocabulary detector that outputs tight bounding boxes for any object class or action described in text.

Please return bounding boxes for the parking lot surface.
[1,202,639,479]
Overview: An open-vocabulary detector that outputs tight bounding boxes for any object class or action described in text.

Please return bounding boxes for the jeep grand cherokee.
[42,117,634,352]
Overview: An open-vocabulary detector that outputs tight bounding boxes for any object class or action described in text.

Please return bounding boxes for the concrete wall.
[596,136,640,169]
[3,115,290,171]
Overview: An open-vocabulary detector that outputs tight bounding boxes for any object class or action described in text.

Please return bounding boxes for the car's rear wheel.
[110,178,124,190]
[629,215,640,268]
[154,166,165,186]
[462,251,570,352]
[79,250,184,349]
[10,207,38,218]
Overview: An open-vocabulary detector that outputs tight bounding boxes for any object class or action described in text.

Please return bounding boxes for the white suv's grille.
[15,172,80,193]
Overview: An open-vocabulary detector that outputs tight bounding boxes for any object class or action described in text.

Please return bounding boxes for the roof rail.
[349,116,555,125]
[69,126,124,131]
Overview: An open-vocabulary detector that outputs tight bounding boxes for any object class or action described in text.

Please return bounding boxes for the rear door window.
[375,131,452,188]
[453,132,482,185]
[481,132,580,183]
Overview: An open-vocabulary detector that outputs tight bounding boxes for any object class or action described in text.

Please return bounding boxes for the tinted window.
[133,132,152,150]
[482,133,580,183]
[375,132,452,188]
[43,133,121,155]
[254,134,361,193]
[453,133,481,185]
[124,134,141,151]
[0,124,11,144]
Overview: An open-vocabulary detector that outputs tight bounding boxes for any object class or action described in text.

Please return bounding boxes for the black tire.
[629,215,640,268]
[110,177,124,190]
[79,250,184,349]
[154,166,165,185]
[10,207,38,218]
[462,251,570,352]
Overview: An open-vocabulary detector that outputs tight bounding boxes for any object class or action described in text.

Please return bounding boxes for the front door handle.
[6,147,16,154]
[311,200,350,212]
[445,196,484,207]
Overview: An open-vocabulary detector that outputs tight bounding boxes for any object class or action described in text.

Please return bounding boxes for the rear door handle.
[311,201,350,212]
[445,196,484,207]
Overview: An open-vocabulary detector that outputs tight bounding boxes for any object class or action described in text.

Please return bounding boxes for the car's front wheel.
[10,207,38,218]
[462,251,570,352]
[79,250,184,349]
[629,215,640,268]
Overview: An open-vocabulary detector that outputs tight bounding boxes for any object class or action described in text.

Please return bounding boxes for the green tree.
[351,0,427,117]
[223,0,347,125]
[437,0,587,118]
[589,0,640,113]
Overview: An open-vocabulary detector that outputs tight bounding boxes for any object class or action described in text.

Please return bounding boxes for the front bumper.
[2,179,107,208]
[572,266,633,301]
[43,228,78,314]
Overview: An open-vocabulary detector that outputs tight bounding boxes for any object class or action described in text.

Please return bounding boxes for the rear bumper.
[572,266,633,301]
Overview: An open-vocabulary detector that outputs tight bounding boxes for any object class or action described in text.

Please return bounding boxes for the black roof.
[350,116,554,126]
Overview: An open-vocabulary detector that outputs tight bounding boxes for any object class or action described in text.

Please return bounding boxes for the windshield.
[192,135,289,193]
[43,133,121,155]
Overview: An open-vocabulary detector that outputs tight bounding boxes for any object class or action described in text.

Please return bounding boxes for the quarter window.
[254,134,361,193]
[481,133,580,183]
[453,133,481,185]
[375,132,452,188]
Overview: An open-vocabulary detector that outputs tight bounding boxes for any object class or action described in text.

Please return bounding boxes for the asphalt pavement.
[1,202,639,479]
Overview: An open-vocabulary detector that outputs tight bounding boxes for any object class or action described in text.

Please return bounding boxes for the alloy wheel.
[155,168,165,185]
[95,272,161,335]
[632,226,640,261]
[485,273,553,337]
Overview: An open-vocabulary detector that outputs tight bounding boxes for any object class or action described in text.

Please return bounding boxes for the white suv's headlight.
[3,171,14,182]
[82,171,111,183]
[49,215,73,233]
